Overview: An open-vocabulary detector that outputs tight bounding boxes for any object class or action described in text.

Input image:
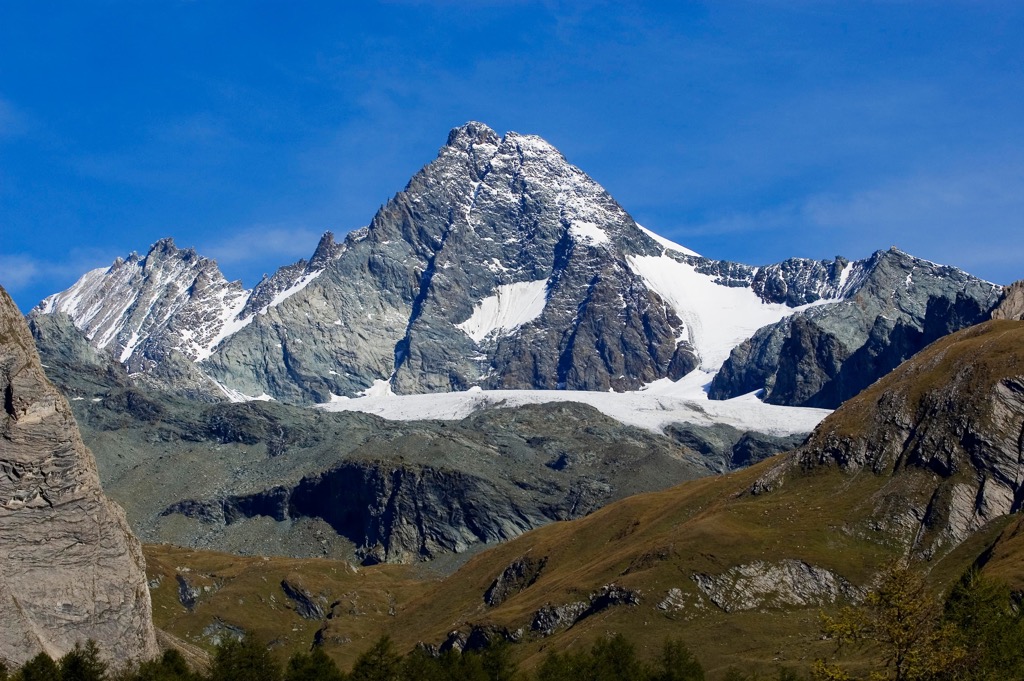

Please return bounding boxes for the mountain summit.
[33,123,1002,406]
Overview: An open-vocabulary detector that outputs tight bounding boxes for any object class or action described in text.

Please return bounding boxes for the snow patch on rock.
[627,254,837,370]
[457,278,550,343]
[358,379,395,398]
[568,221,610,245]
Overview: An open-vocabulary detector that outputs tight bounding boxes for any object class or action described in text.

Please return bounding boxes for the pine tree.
[130,649,195,681]
[587,634,646,681]
[400,647,446,681]
[473,641,515,681]
[652,639,704,681]
[19,652,61,681]
[59,641,107,681]
[208,634,281,681]
[440,650,488,681]
[284,647,344,681]
[348,636,401,681]
[944,569,1024,680]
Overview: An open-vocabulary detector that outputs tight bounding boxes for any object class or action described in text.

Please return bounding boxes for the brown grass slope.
[145,320,1024,678]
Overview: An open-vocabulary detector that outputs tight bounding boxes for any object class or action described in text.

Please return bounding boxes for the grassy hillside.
[143,321,1024,679]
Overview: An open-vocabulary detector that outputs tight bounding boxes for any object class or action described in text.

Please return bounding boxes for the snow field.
[456,278,550,343]
[316,369,830,437]
[626,254,836,371]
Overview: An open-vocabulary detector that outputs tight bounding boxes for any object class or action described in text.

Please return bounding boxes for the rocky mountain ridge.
[709,248,1001,407]
[32,123,1002,409]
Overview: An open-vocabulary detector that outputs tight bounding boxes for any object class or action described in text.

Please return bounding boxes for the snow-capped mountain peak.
[32,123,1003,408]
[35,238,251,367]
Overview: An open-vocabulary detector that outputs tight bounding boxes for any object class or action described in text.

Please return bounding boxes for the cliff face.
[992,280,1024,321]
[0,286,158,665]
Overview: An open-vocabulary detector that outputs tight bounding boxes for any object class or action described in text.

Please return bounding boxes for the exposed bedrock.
[164,461,548,565]
[710,249,1002,408]
[0,286,158,666]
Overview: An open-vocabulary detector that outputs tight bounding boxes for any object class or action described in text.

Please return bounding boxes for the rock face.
[992,280,1024,321]
[148,400,712,565]
[664,422,805,472]
[33,123,999,408]
[164,461,547,565]
[529,583,641,636]
[692,560,862,612]
[484,555,547,607]
[709,248,1002,408]
[792,319,1024,557]
[0,286,158,665]
[280,579,326,620]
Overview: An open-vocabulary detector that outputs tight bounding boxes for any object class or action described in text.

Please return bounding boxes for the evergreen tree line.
[0,635,702,681]
[1,566,1022,681]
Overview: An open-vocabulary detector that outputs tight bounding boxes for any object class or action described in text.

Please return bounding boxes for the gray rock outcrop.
[280,579,326,620]
[692,560,862,612]
[175,575,202,611]
[484,555,547,607]
[530,601,589,636]
[0,286,158,665]
[992,280,1024,320]
[529,583,641,636]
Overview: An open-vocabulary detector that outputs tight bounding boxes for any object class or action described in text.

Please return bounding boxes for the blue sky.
[2,1,1022,311]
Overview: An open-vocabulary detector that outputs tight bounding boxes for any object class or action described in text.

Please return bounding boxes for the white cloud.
[0,254,41,290]
[201,225,324,267]
[669,157,1024,282]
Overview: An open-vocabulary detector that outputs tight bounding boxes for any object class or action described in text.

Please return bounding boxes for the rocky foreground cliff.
[0,286,158,665]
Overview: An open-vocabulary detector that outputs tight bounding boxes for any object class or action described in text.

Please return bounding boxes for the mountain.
[31,122,1001,408]
[31,310,815,567]
[0,286,158,666]
[142,318,1024,675]
[709,248,1002,407]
